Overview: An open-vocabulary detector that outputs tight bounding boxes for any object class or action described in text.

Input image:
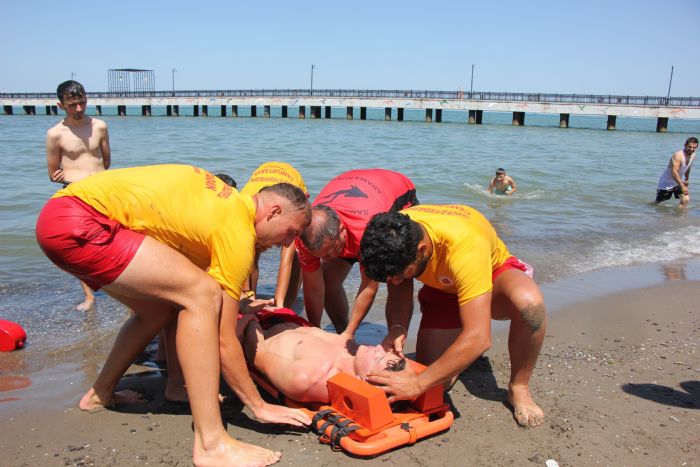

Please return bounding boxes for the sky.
[2,0,699,96]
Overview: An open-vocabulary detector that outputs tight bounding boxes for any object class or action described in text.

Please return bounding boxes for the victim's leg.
[492,269,546,427]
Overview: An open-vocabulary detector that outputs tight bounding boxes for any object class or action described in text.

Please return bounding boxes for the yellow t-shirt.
[239,161,308,197]
[54,164,255,299]
[403,204,511,305]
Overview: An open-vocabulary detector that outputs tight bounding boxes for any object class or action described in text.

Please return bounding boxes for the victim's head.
[353,344,406,380]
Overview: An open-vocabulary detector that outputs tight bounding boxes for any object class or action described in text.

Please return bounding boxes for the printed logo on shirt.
[317,185,368,204]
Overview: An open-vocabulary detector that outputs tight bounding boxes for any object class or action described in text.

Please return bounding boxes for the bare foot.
[194,435,281,467]
[76,297,95,311]
[79,388,145,412]
[507,385,545,427]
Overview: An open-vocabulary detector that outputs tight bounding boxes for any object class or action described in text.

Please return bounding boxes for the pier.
[2,89,699,132]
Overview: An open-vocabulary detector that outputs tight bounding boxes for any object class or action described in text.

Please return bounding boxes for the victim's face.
[354,344,402,380]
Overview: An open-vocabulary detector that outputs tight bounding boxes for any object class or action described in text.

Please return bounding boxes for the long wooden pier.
[2,89,699,132]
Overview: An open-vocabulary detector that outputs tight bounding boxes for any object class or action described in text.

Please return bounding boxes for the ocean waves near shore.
[1,113,698,356]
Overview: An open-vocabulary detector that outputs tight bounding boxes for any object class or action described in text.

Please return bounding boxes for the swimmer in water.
[488,168,517,196]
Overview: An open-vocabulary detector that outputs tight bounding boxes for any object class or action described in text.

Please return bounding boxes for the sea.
[1,108,699,406]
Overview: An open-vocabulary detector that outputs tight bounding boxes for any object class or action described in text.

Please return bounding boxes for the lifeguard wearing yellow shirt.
[358,204,547,429]
[36,164,312,466]
[240,161,309,307]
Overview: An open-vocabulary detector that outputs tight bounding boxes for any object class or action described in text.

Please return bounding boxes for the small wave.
[463,183,546,200]
[570,225,700,274]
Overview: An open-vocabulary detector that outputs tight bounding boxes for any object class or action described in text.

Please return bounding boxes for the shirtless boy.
[46,80,111,311]
[488,168,517,195]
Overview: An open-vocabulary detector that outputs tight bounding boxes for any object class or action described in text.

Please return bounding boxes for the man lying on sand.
[238,307,405,403]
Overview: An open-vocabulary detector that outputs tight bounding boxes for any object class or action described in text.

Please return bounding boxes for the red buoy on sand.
[0,319,26,351]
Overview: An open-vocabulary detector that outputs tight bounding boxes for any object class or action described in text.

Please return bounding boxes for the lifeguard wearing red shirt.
[295,168,418,332]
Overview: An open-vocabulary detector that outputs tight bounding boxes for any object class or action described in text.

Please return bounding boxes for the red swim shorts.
[256,307,311,330]
[35,196,145,291]
[417,256,533,329]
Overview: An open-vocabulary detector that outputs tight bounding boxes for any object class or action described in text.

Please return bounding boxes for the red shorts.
[238,307,311,330]
[35,196,145,291]
[417,256,533,329]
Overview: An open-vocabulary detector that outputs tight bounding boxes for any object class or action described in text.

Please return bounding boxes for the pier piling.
[656,117,669,133]
[512,111,525,126]
[559,113,570,128]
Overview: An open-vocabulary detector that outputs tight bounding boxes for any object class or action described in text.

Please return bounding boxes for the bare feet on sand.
[79,388,145,412]
[507,385,545,427]
[194,436,281,467]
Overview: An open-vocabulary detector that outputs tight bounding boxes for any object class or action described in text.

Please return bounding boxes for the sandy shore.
[1,278,698,466]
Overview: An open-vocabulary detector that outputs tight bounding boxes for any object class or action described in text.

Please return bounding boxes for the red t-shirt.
[295,169,418,272]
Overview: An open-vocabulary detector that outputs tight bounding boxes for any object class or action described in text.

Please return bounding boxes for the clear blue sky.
[3,0,698,96]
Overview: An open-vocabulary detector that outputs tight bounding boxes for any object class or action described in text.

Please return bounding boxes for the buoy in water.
[0,319,26,351]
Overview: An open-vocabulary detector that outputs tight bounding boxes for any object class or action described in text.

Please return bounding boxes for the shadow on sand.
[621,381,699,409]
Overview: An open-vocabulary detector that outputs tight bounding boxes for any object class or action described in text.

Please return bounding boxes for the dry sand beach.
[1,275,698,467]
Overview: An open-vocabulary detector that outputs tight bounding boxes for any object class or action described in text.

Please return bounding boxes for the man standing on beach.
[239,161,309,308]
[36,165,312,466]
[488,168,517,195]
[655,137,697,207]
[295,168,419,332]
[46,80,111,311]
[359,205,546,427]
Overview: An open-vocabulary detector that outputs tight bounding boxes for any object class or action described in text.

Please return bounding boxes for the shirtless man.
[36,165,312,466]
[359,206,546,428]
[295,169,418,332]
[238,308,405,403]
[46,80,111,311]
[488,168,517,196]
[239,162,309,307]
[655,137,697,207]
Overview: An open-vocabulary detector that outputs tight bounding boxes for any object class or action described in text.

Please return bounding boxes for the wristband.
[390,324,407,334]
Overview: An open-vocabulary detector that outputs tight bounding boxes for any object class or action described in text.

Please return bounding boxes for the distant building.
[108,69,155,93]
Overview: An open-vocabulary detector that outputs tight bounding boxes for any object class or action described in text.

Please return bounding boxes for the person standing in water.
[45,80,111,311]
[655,137,696,207]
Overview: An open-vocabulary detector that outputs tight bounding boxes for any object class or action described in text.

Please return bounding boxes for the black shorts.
[655,186,681,203]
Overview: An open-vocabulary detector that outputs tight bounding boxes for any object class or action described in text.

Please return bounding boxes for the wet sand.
[1,278,698,466]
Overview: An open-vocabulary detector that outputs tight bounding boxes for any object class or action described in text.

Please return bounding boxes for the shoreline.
[1,261,699,465]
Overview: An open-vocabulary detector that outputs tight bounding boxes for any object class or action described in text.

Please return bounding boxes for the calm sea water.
[1,110,699,371]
